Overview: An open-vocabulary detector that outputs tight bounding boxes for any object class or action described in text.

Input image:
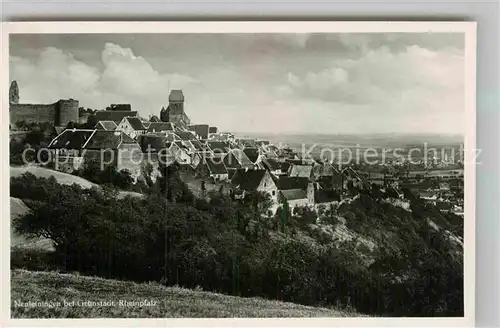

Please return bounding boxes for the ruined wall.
[10,103,57,126]
[58,99,79,126]
[10,99,79,127]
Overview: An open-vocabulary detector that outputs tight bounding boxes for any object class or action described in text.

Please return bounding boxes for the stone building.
[160,90,191,128]
[9,81,79,128]
[47,129,143,179]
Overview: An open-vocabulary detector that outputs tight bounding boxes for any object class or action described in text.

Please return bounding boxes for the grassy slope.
[11,269,357,318]
[10,166,142,199]
[10,197,54,251]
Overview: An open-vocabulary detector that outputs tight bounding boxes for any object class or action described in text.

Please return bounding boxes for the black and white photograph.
[4,22,476,323]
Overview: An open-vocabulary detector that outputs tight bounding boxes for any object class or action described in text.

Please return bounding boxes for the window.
[272,190,276,196]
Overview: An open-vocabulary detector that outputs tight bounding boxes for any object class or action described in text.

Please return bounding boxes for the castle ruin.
[9,81,79,128]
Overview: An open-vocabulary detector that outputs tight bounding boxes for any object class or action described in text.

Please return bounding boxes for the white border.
[0,21,477,328]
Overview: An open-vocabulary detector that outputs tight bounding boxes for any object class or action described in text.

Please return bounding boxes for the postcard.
[1,21,476,327]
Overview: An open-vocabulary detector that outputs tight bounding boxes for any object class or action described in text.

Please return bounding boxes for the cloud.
[10,43,198,116]
[10,34,465,135]
[278,44,464,134]
[283,44,464,103]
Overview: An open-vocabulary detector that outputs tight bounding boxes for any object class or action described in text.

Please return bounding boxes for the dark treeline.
[11,167,463,317]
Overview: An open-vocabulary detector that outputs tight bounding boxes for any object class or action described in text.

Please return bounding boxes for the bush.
[10,172,464,317]
[11,247,60,272]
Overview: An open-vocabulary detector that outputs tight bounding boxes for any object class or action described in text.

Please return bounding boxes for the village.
[10,82,465,217]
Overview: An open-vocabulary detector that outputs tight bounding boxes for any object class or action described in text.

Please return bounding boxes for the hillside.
[10,166,142,199]
[11,269,356,318]
[10,197,54,251]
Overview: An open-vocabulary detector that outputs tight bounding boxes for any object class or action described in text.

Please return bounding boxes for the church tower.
[9,81,19,104]
[161,90,191,129]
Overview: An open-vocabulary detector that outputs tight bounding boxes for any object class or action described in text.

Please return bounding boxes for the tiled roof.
[224,149,254,169]
[84,130,136,150]
[262,157,281,171]
[169,90,184,102]
[137,134,167,153]
[95,120,117,131]
[125,117,146,130]
[48,129,95,149]
[188,124,210,140]
[175,130,197,141]
[313,163,341,177]
[147,122,175,133]
[204,157,228,175]
[243,148,260,163]
[281,189,307,201]
[276,176,310,191]
[231,169,268,190]
[236,138,257,148]
[190,139,205,151]
[94,110,138,123]
[289,165,313,178]
[208,141,231,154]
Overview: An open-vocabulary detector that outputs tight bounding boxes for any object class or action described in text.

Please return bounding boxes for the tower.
[9,81,19,104]
[161,90,190,128]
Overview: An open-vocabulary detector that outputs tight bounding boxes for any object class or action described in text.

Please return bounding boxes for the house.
[276,176,310,191]
[47,129,95,171]
[288,164,313,179]
[83,130,143,178]
[317,173,344,192]
[190,139,206,152]
[314,189,341,205]
[94,110,138,124]
[279,189,309,208]
[174,130,197,141]
[223,149,255,174]
[94,120,117,131]
[207,141,232,158]
[342,167,364,188]
[170,141,194,165]
[116,116,147,139]
[208,132,234,142]
[243,148,264,167]
[200,156,229,182]
[146,122,175,134]
[188,124,210,140]
[107,104,132,111]
[48,129,143,178]
[260,144,279,158]
[235,138,257,149]
[261,157,284,175]
[231,169,278,202]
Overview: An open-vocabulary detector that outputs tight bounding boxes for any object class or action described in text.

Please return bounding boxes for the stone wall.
[10,103,57,126]
[58,99,79,126]
[10,99,79,127]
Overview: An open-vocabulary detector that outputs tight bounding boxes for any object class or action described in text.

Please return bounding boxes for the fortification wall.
[10,103,57,126]
[10,99,79,127]
[57,99,79,126]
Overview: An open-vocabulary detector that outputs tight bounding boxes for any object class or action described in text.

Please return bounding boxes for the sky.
[10,33,465,135]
